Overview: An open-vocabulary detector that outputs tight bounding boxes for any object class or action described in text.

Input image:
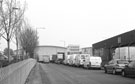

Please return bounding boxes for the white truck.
[83,56,102,69]
[38,55,43,62]
[38,55,50,63]
[74,54,80,67]
[56,53,64,64]
[43,55,50,63]
[68,54,77,66]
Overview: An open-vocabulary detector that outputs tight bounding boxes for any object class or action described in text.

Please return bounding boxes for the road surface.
[26,63,135,84]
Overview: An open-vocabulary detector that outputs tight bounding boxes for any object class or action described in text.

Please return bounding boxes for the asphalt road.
[26,63,135,84]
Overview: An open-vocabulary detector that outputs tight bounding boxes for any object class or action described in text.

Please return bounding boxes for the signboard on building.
[118,37,121,44]
[81,47,93,55]
[67,45,80,55]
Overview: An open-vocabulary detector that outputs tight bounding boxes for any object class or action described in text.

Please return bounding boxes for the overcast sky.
[1,0,135,50]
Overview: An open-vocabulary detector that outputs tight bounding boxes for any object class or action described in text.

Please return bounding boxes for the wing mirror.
[125,65,128,67]
[104,63,108,67]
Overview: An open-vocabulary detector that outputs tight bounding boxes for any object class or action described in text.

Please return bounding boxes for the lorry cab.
[43,55,50,63]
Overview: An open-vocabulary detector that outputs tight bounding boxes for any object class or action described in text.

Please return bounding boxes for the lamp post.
[0,0,3,6]
[60,40,66,58]
[36,27,46,43]
[36,27,46,45]
[118,37,121,59]
[60,40,66,48]
[0,0,3,20]
[36,27,46,32]
[35,27,46,59]
[0,0,2,41]
[128,42,132,61]
[12,7,20,61]
[36,27,46,35]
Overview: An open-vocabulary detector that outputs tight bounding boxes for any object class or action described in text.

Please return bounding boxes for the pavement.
[26,63,135,84]
[25,63,42,84]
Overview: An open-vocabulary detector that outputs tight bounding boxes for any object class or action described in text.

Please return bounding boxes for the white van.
[74,54,81,67]
[83,56,102,69]
[74,54,90,67]
[66,55,72,65]
[69,54,77,66]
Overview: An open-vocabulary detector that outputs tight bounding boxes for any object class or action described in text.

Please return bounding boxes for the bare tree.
[19,25,38,58]
[0,0,26,62]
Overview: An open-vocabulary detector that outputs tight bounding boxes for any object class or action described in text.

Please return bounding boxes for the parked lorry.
[74,54,80,67]
[43,55,50,63]
[68,54,76,66]
[51,52,65,64]
[38,55,50,63]
[51,54,57,63]
[56,53,65,64]
[68,54,80,66]
[38,55,43,62]
[64,54,71,65]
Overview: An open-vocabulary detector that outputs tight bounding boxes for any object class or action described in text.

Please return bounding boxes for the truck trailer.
[38,55,50,63]
[56,52,65,64]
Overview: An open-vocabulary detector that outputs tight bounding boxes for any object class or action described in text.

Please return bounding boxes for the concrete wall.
[0,58,36,84]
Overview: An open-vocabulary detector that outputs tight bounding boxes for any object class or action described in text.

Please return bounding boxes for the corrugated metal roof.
[93,29,135,49]
[36,45,67,49]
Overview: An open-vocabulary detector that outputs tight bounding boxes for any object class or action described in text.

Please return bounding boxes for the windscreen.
[117,60,129,64]
[81,55,85,59]
[90,57,101,62]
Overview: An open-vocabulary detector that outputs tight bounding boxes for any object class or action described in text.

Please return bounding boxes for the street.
[26,63,135,84]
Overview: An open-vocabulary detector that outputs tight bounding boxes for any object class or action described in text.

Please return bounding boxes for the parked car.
[121,61,135,77]
[0,60,9,67]
[0,55,9,67]
[104,59,129,74]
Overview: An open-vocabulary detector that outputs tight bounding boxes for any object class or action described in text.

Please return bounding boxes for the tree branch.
[2,35,7,40]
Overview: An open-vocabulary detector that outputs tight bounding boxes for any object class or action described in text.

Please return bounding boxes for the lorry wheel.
[86,65,89,69]
[112,69,116,75]
[104,68,107,73]
[83,65,85,69]
[122,70,126,77]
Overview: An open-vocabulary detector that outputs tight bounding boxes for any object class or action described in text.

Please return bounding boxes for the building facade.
[67,45,80,55]
[81,47,93,56]
[93,30,135,64]
[34,45,67,60]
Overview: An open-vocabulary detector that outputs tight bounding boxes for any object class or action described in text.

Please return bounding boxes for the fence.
[0,58,36,84]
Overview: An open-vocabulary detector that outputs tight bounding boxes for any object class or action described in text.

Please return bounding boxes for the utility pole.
[118,37,121,59]
[13,7,20,61]
[60,40,66,47]
[35,27,46,59]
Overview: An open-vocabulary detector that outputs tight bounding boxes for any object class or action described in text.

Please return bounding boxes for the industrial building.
[92,30,135,65]
[34,45,67,60]
[67,45,80,55]
[81,47,93,56]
